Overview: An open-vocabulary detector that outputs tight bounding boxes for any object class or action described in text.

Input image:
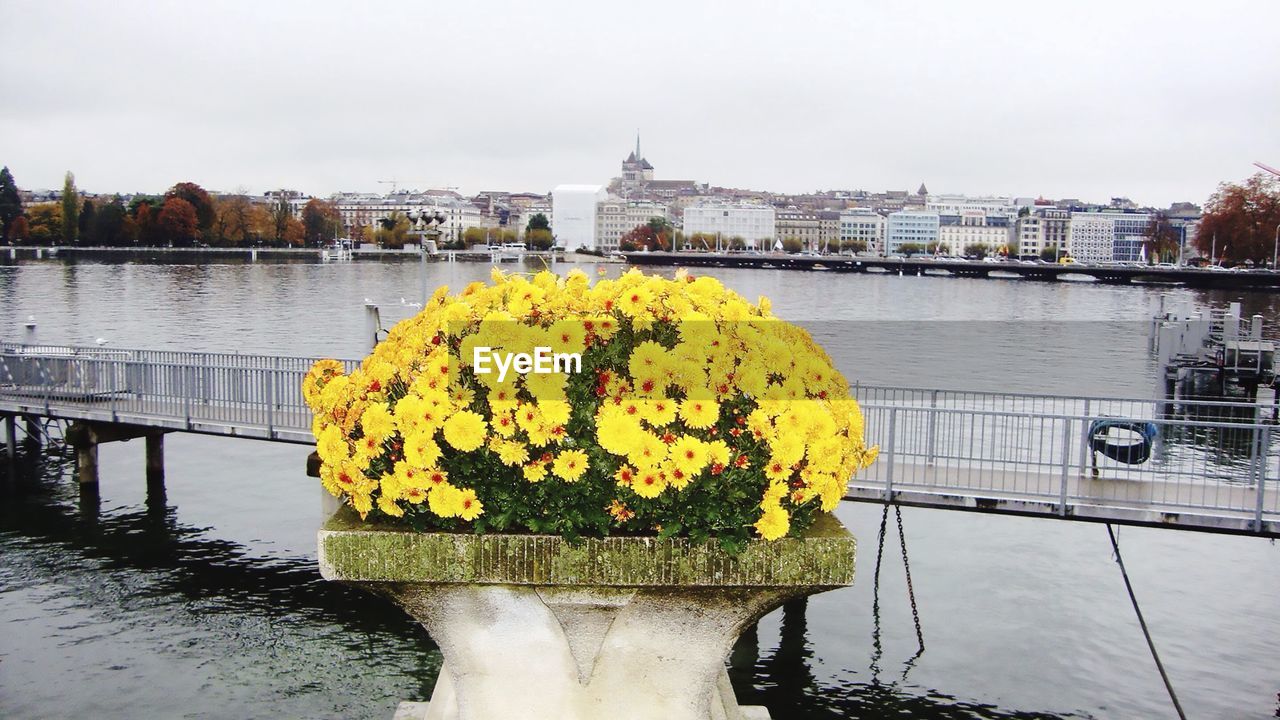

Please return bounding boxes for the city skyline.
[2,1,1278,208]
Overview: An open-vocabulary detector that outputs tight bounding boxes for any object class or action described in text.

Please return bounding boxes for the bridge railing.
[854,402,1277,526]
[0,344,360,439]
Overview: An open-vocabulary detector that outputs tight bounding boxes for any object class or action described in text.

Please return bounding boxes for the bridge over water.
[623,251,1280,289]
[2,342,1276,537]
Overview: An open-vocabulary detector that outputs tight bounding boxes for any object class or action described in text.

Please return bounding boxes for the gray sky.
[2,0,1277,207]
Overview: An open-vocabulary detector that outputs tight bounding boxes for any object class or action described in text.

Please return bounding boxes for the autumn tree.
[8,216,30,243]
[165,182,215,232]
[61,172,78,244]
[1195,173,1280,264]
[134,201,164,246]
[269,194,294,245]
[212,193,254,246]
[26,203,62,244]
[463,227,490,247]
[158,197,199,246]
[1142,212,1181,264]
[0,167,21,244]
[302,198,342,246]
[619,224,662,251]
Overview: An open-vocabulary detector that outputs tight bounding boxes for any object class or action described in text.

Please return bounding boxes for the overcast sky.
[2,0,1277,207]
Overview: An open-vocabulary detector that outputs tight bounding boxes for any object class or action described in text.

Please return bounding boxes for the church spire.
[635,132,641,161]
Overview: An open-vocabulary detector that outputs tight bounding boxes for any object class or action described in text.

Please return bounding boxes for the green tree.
[79,198,97,245]
[963,243,991,259]
[375,212,411,249]
[1195,173,1280,263]
[61,171,78,244]
[463,227,489,247]
[94,196,129,246]
[302,198,341,246]
[0,166,21,244]
[781,237,802,253]
[898,242,923,256]
[526,228,554,250]
[1039,247,1059,262]
[526,212,550,234]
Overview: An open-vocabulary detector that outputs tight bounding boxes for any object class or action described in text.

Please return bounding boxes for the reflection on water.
[1,445,1077,720]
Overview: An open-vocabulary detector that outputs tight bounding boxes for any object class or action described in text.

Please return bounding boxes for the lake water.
[2,256,1278,719]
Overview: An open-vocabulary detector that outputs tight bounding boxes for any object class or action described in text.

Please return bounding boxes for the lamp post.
[1272,223,1279,271]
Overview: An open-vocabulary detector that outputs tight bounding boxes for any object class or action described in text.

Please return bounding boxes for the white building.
[1015,208,1070,259]
[925,195,1022,221]
[885,211,940,254]
[838,209,884,253]
[332,192,482,244]
[937,211,1012,256]
[595,198,669,252]
[1067,211,1152,264]
[551,184,607,251]
[682,203,776,249]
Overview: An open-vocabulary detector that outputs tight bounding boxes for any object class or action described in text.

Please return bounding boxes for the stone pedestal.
[319,510,855,720]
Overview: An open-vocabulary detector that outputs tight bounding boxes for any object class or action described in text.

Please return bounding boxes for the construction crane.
[376,180,459,194]
[1254,162,1280,178]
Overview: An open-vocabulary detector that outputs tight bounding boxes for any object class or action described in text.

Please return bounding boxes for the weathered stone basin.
[319,509,856,720]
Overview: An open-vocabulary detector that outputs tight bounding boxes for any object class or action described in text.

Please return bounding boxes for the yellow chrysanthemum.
[754,504,790,541]
[668,435,709,476]
[630,468,667,499]
[359,402,396,443]
[442,410,487,451]
[679,398,720,429]
[552,449,589,482]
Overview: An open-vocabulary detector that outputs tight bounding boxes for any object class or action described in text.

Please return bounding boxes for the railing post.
[925,389,938,467]
[266,369,276,438]
[1060,420,1071,516]
[1077,399,1091,478]
[885,407,897,501]
[183,365,193,429]
[1255,425,1269,532]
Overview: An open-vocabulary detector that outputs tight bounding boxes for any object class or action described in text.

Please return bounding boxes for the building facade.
[937,211,1012,255]
[551,184,607,251]
[595,198,670,252]
[682,203,776,249]
[1015,208,1070,259]
[885,211,940,254]
[838,209,884,254]
[1067,211,1152,263]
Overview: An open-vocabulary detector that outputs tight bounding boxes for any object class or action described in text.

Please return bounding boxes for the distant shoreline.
[0,246,607,264]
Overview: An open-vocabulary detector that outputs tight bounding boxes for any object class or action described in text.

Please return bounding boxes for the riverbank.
[0,245,608,264]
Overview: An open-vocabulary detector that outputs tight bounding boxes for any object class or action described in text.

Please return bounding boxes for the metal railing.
[2,343,1277,533]
[850,392,1279,534]
[0,343,359,443]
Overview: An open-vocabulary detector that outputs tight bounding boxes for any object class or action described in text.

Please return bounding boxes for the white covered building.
[1067,211,1152,264]
[551,185,607,251]
[885,211,940,254]
[682,203,776,249]
[838,209,884,253]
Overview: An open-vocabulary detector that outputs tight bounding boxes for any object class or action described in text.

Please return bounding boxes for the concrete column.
[145,433,164,485]
[4,415,14,461]
[24,416,41,447]
[77,438,99,485]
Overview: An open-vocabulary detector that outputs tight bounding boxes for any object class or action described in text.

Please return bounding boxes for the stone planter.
[319,509,856,720]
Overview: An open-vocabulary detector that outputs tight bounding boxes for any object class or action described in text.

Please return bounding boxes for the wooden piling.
[76,436,99,485]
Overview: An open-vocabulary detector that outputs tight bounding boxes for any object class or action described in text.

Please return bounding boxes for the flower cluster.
[304,268,876,550]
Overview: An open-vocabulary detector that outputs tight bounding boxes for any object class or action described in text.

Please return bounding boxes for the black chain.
[895,504,925,653]
[868,504,890,677]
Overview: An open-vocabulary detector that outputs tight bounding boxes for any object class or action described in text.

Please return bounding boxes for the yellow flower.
[630,468,667,498]
[456,487,484,521]
[617,285,654,318]
[377,494,405,518]
[359,402,396,443]
[608,499,634,522]
[552,449,589,482]
[764,457,792,483]
[668,435,709,476]
[442,410,487,451]
[754,504,790,541]
[403,430,442,468]
[522,461,549,483]
[640,397,677,427]
[428,482,461,517]
[679,398,720,429]
[597,406,643,455]
[490,438,530,467]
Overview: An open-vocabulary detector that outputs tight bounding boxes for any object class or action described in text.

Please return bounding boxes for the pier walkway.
[2,343,1276,537]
